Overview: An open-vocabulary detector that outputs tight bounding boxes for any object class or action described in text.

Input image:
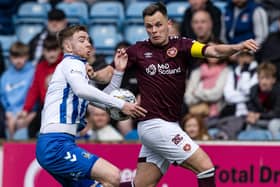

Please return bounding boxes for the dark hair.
[43,34,59,50]
[115,41,131,51]
[48,8,66,21]
[142,1,167,18]
[257,62,277,78]
[9,42,29,57]
[57,25,88,50]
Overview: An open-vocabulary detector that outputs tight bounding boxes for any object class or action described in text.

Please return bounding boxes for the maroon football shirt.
[126,37,205,122]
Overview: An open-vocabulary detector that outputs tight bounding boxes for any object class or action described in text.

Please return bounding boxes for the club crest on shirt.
[183,144,191,152]
[166,47,178,58]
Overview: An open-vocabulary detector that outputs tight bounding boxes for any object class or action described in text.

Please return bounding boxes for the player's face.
[258,72,276,92]
[69,31,92,59]
[184,118,200,139]
[144,11,170,46]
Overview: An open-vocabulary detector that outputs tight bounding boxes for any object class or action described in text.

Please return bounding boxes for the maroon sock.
[198,175,216,187]
[119,181,133,187]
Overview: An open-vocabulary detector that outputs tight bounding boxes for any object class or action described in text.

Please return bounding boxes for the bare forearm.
[204,39,258,58]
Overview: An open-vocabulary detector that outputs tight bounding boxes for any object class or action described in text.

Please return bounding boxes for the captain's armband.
[190,41,207,58]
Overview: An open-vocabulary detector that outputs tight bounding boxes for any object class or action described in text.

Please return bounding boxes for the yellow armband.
[190,41,206,58]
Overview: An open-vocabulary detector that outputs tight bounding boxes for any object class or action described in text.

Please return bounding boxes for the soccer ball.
[109,89,136,121]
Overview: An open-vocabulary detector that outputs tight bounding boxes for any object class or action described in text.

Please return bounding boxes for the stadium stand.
[16,24,44,44]
[89,1,124,31]
[14,2,51,25]
[125,1,152,24]
[166,1,190,22]
[56,1,88,25]
[213,1,227,14]
[89,25,122,55]
[124,25,148,44]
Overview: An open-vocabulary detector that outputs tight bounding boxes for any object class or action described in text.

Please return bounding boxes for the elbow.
[72,85,87,98]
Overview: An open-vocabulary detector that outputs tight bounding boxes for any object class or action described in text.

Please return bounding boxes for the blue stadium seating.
[214,1,227,14]
[166,1,189,22]
[56,2,88,25]
[124,25,148,44]
[125,1,152,24]
[14,2,51,25]
[16,24,43,44]
[89,1,124,30]
[89,25,122,55]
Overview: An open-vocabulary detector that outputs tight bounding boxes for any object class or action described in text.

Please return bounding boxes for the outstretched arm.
[86,48,128,83]
[204,39,259,58]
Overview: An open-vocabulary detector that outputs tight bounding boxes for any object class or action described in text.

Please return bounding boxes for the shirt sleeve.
[62,59,125,110]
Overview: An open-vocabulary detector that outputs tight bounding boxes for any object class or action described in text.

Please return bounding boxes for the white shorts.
[137,118,199,174]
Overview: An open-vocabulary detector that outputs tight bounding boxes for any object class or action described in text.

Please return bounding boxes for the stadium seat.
[166,1,189,22]
[214,1,227,14]
[126,1,152,24]
[56,2,88,25]
[89,25,122,55]
[14,2,51,25]
[105,55,114,64]
[124,25,148,44]
[16,24,43,44]
[89,1,124,30]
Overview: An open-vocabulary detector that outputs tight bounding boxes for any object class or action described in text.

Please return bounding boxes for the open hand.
[121,102,147,119]
[240,39,259,53]
[86,63,96,80]
[114,48,128,72]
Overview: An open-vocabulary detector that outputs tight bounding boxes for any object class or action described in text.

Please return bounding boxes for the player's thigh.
[134,162,162,187]
[90,157,121,186]
[138,119,199,165]
[180,147,214,173]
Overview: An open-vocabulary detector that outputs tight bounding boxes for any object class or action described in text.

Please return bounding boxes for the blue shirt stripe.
[59,84,70,123]
[71,95,79,123]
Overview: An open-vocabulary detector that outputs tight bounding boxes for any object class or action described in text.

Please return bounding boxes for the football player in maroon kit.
[89,2,258,187]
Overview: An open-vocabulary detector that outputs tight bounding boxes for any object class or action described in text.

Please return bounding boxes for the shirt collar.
[63,53,87,64]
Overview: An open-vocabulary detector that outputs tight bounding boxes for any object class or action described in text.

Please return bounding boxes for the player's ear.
[63,39,72,53]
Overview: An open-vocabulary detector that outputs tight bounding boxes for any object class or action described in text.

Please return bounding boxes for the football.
[109,89,136,121]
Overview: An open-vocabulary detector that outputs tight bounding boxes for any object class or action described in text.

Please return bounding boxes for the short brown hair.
[57,25,87,50]
[9,42,29,57]
[142,1,167,18]
[43,34,59,50]
[257,62,277,78]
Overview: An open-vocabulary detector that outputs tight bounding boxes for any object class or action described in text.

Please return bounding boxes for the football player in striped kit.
[36,25,147,187]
